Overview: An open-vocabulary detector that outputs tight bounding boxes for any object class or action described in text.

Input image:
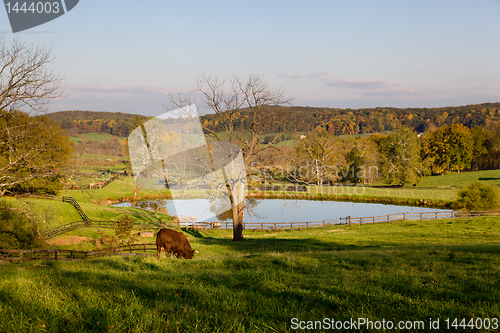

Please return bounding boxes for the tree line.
[46,102,500,140]
[200,103,500,136]
[265,122,500,187]
[46,110,148,137]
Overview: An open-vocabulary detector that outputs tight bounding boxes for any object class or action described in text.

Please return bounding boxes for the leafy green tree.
[339,137,380,185]
[0,110,73,196]
[455,182,500,210]
[115,214,136,246]
[471,126,488,170]
[294,127,345,185]
[421,124,473,174]
[486,121,500,169]
[0,200,37,249]
[376,127,427,185]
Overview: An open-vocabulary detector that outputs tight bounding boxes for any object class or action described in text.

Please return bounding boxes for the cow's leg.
[157,245,162,258]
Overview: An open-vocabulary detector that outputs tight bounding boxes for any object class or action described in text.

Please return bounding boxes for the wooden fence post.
[348,216,351,226]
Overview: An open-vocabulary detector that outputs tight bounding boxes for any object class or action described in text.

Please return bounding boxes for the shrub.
[455,182,500,210]
[115,214,136,246]
[0,200,37,249]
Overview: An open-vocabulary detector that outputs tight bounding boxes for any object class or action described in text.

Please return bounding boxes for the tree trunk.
[232,200,245,241]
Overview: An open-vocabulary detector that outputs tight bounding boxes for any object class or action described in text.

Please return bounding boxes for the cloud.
[322,77,420,97]
[68,84,191,96]
[279,71,329,79]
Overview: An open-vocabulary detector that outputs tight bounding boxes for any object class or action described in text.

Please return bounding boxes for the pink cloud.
[279,71,329,79]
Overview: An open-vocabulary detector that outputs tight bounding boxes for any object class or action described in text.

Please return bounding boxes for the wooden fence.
[40,220,180,239]
[0,243,158,261]
[7,210,500,261]
[339,210,500,226]
[62,196,90,222]
[39,210,500,238]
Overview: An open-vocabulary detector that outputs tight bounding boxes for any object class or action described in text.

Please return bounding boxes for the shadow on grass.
[478,177,500,181]
[2,236,500,333]
[181,228,205,238]
[3,242,500,332]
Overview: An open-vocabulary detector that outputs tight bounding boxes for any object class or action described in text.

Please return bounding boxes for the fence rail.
[40,220,180,239]
[39,210,500,239]
[62,196,90,222]
[340,210,500,225]
[0,244,157,261]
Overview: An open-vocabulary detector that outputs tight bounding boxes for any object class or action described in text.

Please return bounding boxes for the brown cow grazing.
[156,228,195,259]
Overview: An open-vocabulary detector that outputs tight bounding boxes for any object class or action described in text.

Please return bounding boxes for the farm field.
[414,169,500,188]
[1,216,499,332]
[68,132,126,144]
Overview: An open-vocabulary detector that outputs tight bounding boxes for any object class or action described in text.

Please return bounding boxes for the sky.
[1,0,500,116]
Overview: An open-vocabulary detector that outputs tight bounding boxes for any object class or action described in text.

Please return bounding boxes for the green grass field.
[1,216,499,332]
[68,133,126,144]
[415,169,500,188]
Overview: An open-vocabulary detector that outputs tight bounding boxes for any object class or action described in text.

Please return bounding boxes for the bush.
[0,200,37,249]
[91,214,137,252]
[455,182,500,210]
[115,214,136,246]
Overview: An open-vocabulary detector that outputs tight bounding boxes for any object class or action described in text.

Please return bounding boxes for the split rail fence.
[338,210,500,226]
[41,220,179,239]
[39,209,500,239]
[0,243,158,261]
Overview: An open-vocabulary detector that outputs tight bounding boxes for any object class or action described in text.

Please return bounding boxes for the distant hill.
[46,110,147,137]
[200,102,500,135]
[48,102,500,137]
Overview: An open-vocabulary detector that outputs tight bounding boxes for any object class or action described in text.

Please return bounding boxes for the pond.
[114,198,450,224]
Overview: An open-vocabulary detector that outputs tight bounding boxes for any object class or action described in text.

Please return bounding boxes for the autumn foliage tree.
[376,127,427,185]
[421,124,473,174]
[294,127,345,185]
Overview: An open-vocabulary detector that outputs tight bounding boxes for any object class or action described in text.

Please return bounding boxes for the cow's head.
[183,249,197,259]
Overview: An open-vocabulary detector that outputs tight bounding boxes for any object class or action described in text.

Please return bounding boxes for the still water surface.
[115,199,448,223]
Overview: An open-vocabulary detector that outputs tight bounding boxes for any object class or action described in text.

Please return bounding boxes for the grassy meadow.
[1,216,500,332]
[68,133,126,144]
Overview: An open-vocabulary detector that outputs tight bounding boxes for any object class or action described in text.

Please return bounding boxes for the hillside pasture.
[1,216,499,332]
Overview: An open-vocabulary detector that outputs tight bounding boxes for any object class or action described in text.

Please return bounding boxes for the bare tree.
[1,34,64,114]
[170,74,292,240]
